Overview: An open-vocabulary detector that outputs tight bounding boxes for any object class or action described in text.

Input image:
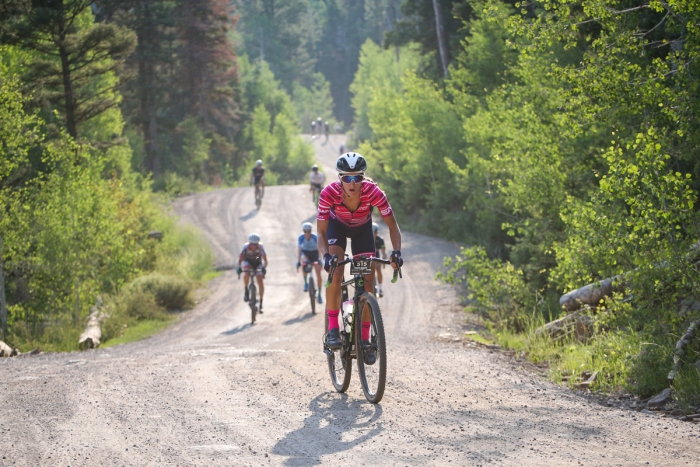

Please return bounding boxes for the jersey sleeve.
[367,183,393,217]
[317,185,334,221]
[297,234,304,247]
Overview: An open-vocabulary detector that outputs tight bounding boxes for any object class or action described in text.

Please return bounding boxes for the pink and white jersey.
[317,181,393,227]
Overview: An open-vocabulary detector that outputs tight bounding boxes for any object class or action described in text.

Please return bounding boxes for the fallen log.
[535,311,595,342]
[668,319,700,383]
[78,306,104,350]
[0,340,19,357]
[559,275,626,312]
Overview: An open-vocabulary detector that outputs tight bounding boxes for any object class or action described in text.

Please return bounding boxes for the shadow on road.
[240,209,259,221]
[283,312,317,326]
[221,323,253,336]
[272,392,383,466]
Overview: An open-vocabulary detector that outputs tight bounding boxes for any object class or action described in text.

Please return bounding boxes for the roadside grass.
[101,317,176,348]
[99,220,214,347]
[6,211,215,353]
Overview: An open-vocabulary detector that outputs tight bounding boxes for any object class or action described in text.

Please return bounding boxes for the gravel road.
[1,135,699,466]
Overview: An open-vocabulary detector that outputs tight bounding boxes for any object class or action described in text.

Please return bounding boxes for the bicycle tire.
[249,283,257,324]
[355,293,386,404]
[309,276,316,315]
[325,308,352,392]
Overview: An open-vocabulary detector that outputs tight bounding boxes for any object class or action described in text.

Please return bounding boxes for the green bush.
[130,273,192,310]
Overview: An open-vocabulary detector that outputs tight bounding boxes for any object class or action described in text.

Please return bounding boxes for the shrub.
[130,273,192,310]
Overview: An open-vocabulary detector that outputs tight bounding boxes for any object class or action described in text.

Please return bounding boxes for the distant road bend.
[1,134,699,466]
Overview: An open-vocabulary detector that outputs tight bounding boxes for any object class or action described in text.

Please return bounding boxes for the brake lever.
[324,254,338,288]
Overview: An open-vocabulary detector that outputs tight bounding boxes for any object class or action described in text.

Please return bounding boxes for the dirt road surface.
[1,134,699,466]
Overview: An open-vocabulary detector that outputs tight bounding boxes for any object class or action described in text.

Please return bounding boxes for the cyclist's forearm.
[386,215,402,251]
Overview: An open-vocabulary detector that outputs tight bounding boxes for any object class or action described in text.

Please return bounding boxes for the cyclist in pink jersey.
[317,153,403,364]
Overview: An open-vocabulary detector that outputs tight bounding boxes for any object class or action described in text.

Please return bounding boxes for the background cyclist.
[317,152,403,364]
[296,222,323,304]
[237,233,268,313]
[309,164,325,204]
[251,160,265,197]
[372,222,387,297]
[310,120,316,137]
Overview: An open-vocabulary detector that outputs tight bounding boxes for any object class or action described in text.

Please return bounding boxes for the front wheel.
[308,276,316,315]
[356,293,386,404]
[249,283,257,324]
[325,309,352,392]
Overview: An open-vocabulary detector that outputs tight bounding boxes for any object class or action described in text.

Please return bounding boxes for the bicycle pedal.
[323,347,333,357]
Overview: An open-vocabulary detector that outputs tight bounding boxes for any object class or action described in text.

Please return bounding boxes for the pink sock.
[327,309,340,330]
[362,322,371,341]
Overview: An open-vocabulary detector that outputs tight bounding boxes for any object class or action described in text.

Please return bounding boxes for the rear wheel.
[308,276,316,315]
[249,283,257,324]
[325,308,352,392]
[356,293,386,404]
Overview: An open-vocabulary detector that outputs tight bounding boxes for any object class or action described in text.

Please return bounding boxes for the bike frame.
[324,255,400,355]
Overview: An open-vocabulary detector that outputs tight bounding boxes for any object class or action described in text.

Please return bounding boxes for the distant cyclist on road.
[297,222,323,304]
[251,160,265,198]
[310,120,316,138]
[317,153,403,364]
[372,222,387,297]
[324,121,330,141]
[237,233,268,313]
[309,164,325,204]
[338,143,346,155]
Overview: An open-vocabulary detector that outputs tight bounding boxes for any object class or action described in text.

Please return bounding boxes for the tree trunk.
[432,0,449,77]
[388,0,400,61]
[0,236,7,342]
[79,306,103,349]
[57,11,77,139]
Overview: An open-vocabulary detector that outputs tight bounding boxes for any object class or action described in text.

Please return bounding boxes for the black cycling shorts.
[302,249,319,263]
[326,218,375,258]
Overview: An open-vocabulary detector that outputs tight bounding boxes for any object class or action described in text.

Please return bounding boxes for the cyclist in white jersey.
[309,164,325,203]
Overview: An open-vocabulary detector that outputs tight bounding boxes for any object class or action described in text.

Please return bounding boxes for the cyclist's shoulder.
[321,181,341,194]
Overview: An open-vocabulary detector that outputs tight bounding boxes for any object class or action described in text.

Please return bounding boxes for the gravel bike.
[323,255,401,403]
[254,185,264,210]
[311,185,321,207]
[238,268,264,324]
[301,258,319,315]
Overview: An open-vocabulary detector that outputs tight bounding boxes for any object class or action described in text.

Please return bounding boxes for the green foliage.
[353,0,700,402]
[292,73,336,131]
[130,273,192,311]
[350,40,420,144]
[440,246,532,330]
[239,57,316,184]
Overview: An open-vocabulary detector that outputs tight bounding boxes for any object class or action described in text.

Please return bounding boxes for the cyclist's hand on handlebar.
[296,261,301,271]
[390,250,403,269]
[323,253,333,273]
[236,267,242,275]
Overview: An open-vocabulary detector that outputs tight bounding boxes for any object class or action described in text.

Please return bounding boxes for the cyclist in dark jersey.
[251,160,265,197]
[237,233,268,313]
[372,222,387,297]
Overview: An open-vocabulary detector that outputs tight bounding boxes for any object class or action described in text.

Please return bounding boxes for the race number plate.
[350,259,372,275]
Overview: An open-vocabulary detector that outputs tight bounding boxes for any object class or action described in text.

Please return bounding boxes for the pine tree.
[3,0,136,139]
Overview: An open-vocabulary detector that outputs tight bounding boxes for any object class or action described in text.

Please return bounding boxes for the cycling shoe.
[362,340,377,365]
[326,328,342,349]
[243,288,249,302]
[303,283,309,292]
[317,294,323,304]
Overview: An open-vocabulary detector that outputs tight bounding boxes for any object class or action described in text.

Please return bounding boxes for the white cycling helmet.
[255,160,263,167]
[302,222,313,232]
[372,222,379,233]
[336,152,367,173]
[248,233,261,244]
